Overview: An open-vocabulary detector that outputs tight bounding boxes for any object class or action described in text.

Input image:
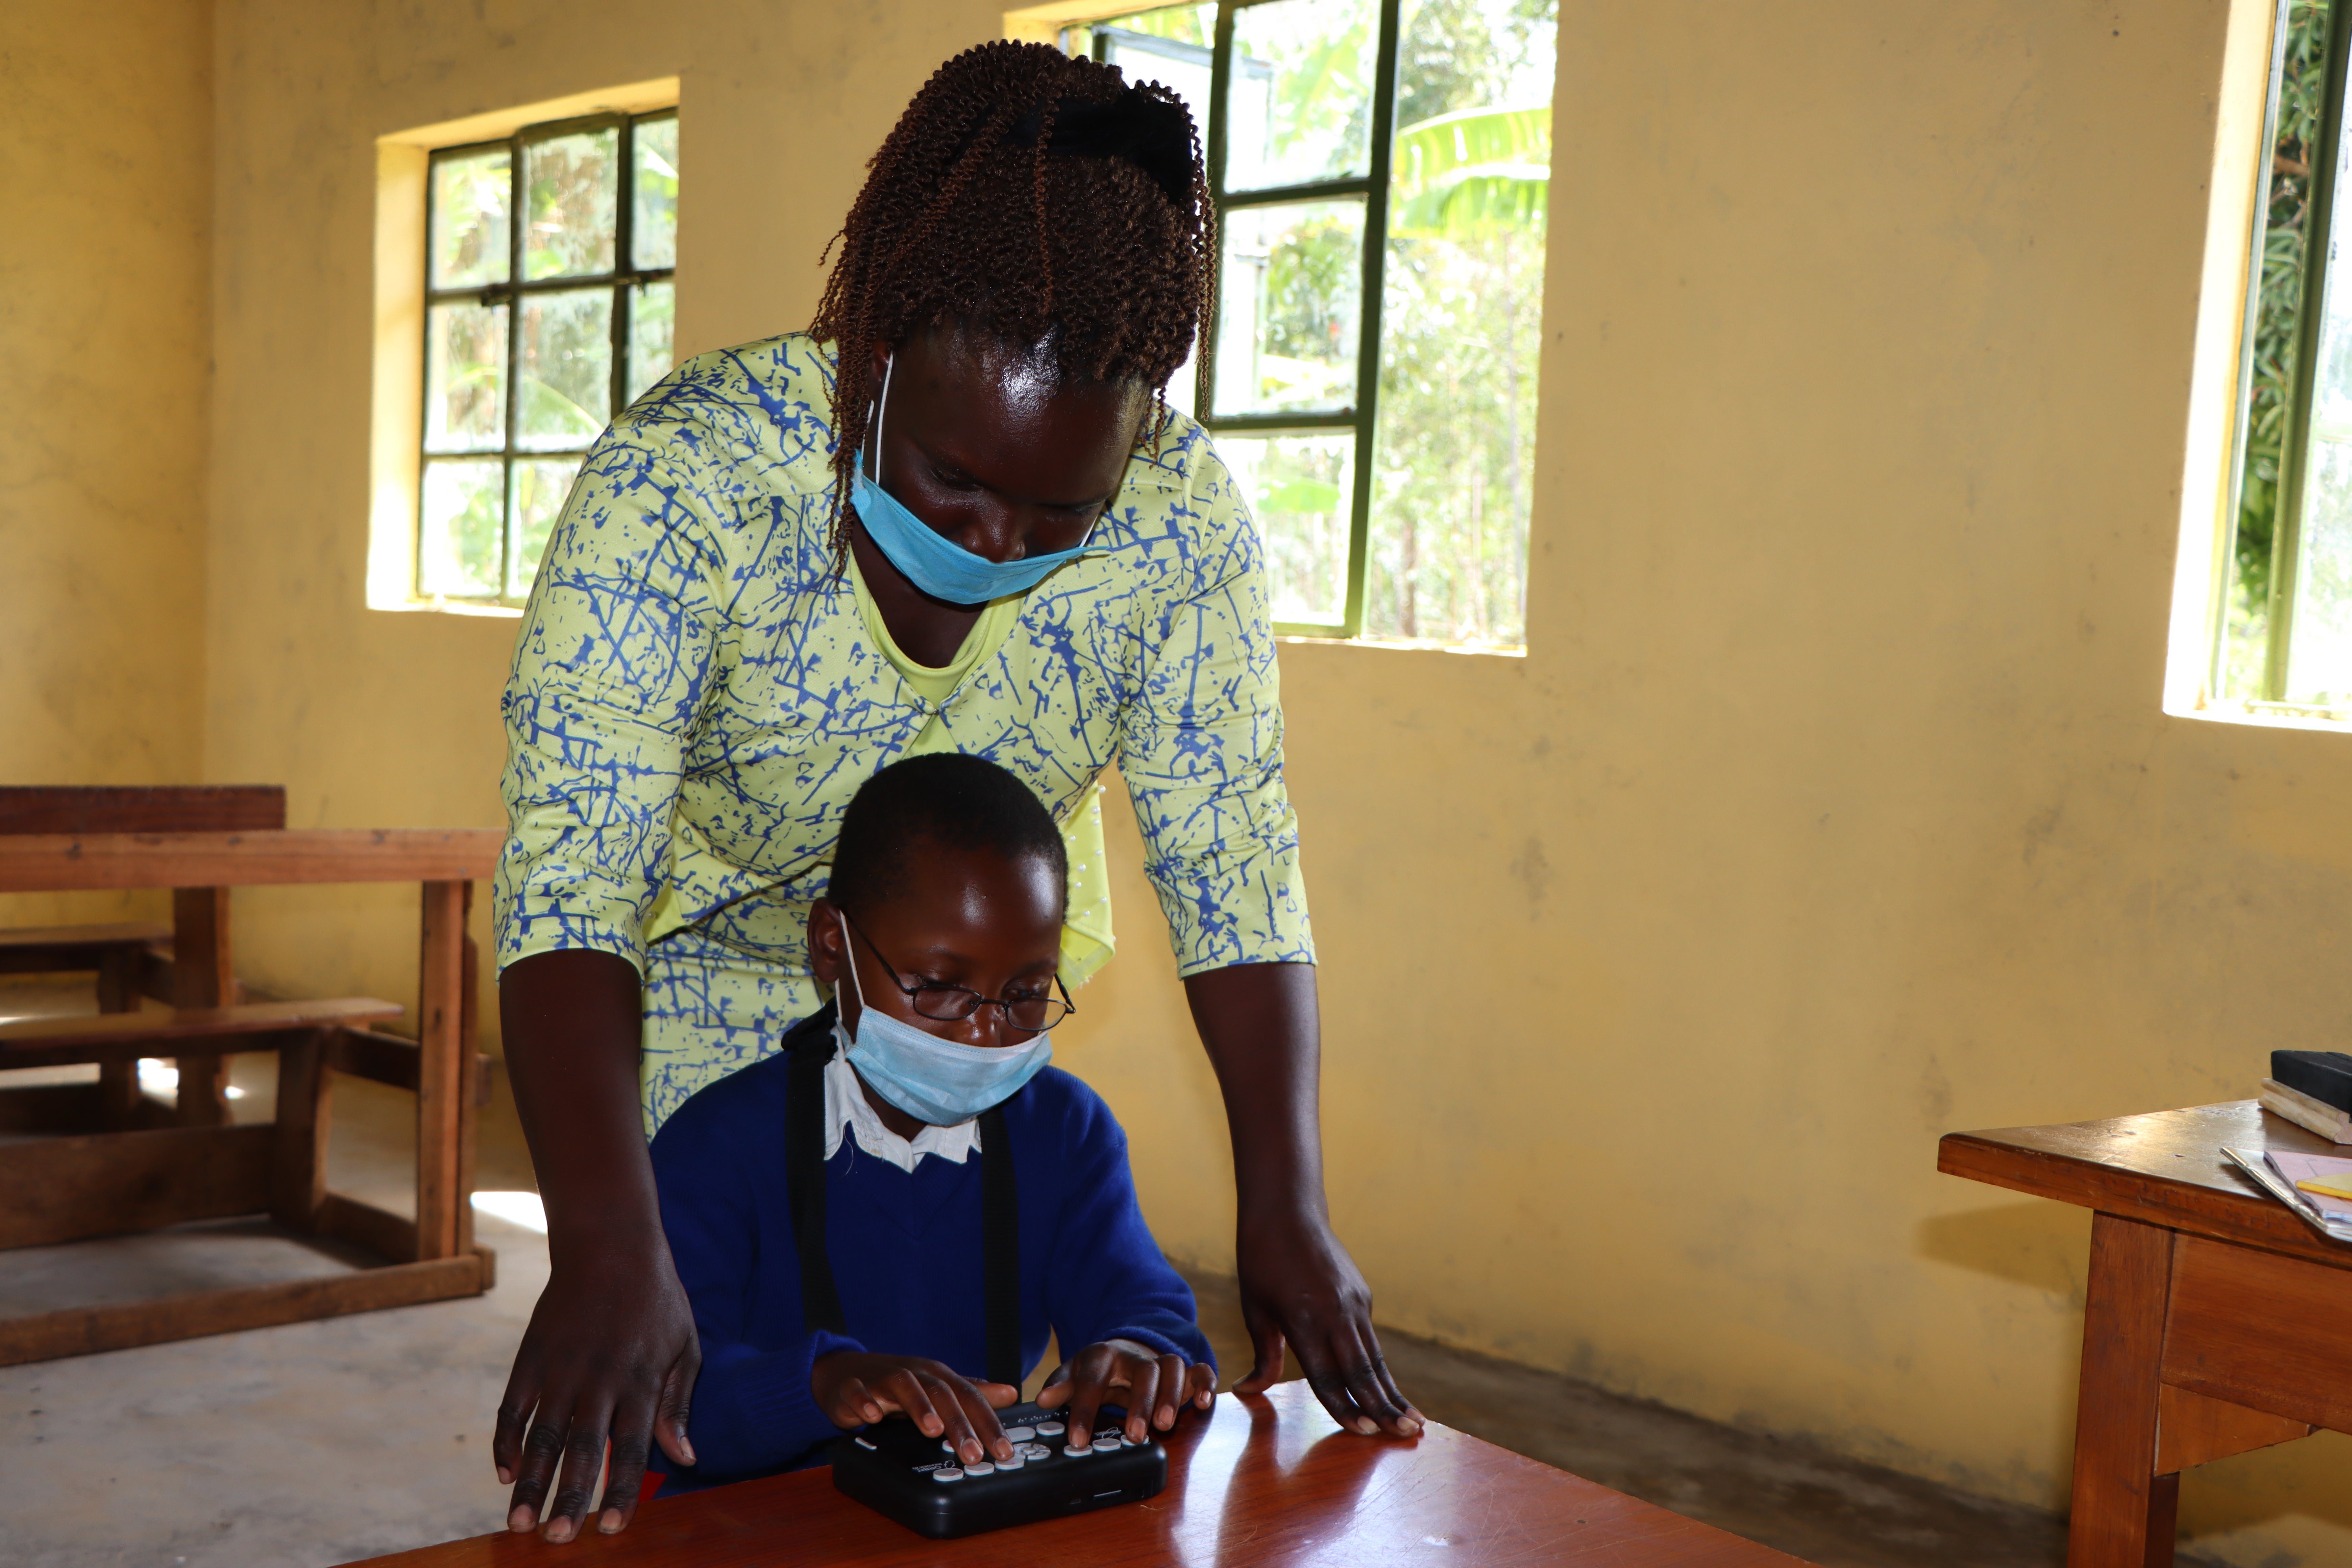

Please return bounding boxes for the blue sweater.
[648,1013,1213,1492]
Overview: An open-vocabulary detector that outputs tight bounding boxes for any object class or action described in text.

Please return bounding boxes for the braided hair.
[809,40,1216,560]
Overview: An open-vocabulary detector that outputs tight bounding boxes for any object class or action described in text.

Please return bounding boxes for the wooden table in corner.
[353,1382,1805,1568]
[1940,1100,2352,1568]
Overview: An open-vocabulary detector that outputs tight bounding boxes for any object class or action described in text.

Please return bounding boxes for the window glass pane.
[1220,432,1354,625]
[420,459,505,597]
[523,128,619,280]
[1213,199,1364,415]
[627,280,676,405]
[1226,0,1379,192]
[518,289,614,448]
[1098,21,1215,150]
[634,116,680,270]
[2283,31,2352,705]
[510,458,583,597]
[2285,440,2352,702]
[2225,2,2332,697]
[431,148,510,288]
[1365,0,1554,645]
[424,301,507,452]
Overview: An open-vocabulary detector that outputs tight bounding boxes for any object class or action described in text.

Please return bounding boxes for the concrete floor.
[0,979,2185,1567]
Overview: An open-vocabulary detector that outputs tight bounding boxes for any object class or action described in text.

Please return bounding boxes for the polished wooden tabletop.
[353,1381,1805,1567]
[1938,1099,2352,1269]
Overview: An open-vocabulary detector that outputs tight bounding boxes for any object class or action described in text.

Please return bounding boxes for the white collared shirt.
[823,1050,981,1172]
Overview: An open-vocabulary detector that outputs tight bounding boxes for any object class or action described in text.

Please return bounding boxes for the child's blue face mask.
[833,911,1053,1126]
[848,351,1103,607]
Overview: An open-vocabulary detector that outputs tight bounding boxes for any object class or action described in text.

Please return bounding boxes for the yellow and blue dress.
[493,334,1314,1131]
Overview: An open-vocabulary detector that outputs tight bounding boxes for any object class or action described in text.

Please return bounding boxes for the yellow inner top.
[847,550,1117,989]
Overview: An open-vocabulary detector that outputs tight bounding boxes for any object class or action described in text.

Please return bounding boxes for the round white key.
[932,1468,963,1483]
[1063,1441,1092,1455]
[963,1462,995,1476]
[941,1439,958,1453]
[1096,1431,1125,1448]
[1002,1425,1036,1442]
[996,1453,1025,1470]
[1035,1421,1065,1437]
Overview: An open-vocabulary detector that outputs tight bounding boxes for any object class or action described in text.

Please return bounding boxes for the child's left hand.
[1035,1338,1215,1446]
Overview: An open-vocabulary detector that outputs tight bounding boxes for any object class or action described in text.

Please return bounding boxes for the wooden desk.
[0,828,504,1365]
[354,1382,1806,1567]
[1940,1101,2352,1568]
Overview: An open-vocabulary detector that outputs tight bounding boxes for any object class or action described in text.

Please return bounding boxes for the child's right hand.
[810,1351,1020,1465]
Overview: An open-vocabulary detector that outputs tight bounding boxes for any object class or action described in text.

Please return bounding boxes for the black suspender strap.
[784,1007,1024,1387]
[977,1104,1021,1388]
[786,1016,848,1337]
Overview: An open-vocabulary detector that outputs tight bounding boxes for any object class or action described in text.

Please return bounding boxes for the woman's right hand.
[493,1237,701,1542]
[493,949,698,1543]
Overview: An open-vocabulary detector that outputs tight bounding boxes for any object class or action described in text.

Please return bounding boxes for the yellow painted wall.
[1058,2,2352,1560]
[0,0,213,928]
[18,0,2349,1561]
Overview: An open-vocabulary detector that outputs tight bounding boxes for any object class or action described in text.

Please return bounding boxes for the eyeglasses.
[841,914,1075,1033]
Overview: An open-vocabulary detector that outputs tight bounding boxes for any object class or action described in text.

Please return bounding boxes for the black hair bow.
[1008,92,1195,207]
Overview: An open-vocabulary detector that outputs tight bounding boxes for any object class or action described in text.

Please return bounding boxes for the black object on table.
[829,1400,1167,1538]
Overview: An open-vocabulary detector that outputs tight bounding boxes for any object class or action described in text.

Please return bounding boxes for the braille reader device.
[783,1028,1174,1539]
[829,1400,1168,1539]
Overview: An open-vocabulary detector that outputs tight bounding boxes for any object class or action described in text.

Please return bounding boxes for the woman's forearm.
[1182,960,1327,1223]
[494,947,703,1542]
[1182,959,1419,1436]
[500,948,660,1249]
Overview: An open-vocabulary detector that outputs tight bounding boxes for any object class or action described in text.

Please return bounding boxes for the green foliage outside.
[1081,0,1555,643]
[1366,0,1554,644]
[2228,0,2331,696]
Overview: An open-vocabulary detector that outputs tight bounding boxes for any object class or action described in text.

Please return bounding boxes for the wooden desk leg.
[273,1028,332,1230]
[2069,1213,2180,1568]
[415,880,466,1261]
[94,945,142,1129]
[171,887,234,1127]
[456,891,479,1258]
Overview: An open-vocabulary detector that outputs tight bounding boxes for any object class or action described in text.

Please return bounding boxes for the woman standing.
[491,41,1418,1543]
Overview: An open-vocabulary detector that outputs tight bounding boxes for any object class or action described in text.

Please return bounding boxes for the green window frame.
[1093,0,1402,638]
[2221,0,2352,709]
[418,108,678,607]
[1079,0,1553,645]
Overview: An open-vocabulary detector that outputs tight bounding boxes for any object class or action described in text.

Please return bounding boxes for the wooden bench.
[1,784,289,1125]
[0,826,504,1366]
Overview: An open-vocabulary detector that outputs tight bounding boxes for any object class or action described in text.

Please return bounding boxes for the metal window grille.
[1093,1,1403,638]
[2219,0,2352,710]
[1084,0,1552,646]
[418,109,679,607]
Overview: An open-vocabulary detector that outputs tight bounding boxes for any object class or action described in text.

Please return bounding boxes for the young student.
[646,753,1216,1493]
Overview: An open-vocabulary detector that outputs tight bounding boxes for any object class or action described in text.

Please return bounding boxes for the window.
[1064,0,1555,644]
[417,110,678,606]
[2220,1,2352,710]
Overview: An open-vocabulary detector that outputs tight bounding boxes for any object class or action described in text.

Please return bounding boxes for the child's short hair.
[829,753,1069,914]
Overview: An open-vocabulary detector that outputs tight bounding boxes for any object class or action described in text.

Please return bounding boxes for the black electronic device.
[829,1400,1167,1538]
[2273,1050,2352,1114]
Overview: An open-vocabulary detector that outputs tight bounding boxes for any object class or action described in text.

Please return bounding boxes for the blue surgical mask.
[833,912,1053,1126]
[848,352,1103,607]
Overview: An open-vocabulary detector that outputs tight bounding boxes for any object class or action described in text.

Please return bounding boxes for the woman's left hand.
[1036,1338,1215,1445]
